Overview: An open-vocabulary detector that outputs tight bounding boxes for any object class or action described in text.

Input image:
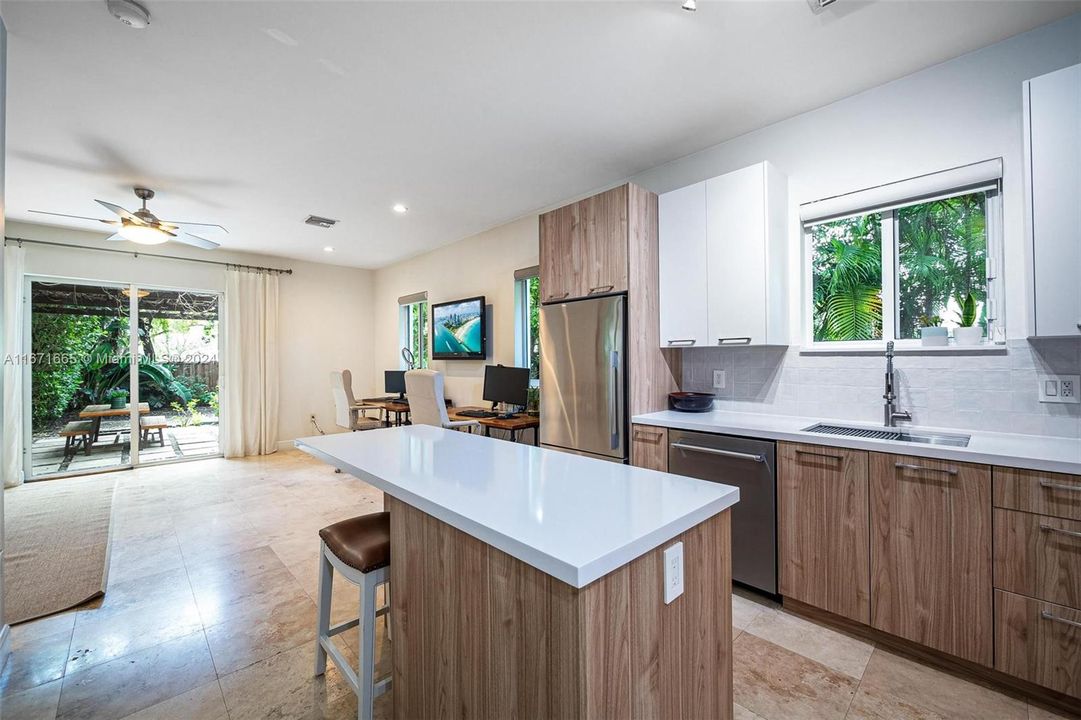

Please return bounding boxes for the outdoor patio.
[31,416,220,476]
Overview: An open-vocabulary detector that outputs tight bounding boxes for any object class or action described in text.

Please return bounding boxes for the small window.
[399,299,429,368]
[803,162,1003,348]
[514,271,540,384]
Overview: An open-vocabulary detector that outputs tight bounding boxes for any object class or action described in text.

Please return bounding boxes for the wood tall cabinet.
[540,184,681,439]
[868,453,993,666]
[777,442,870,624]
[1024,63,1081,337]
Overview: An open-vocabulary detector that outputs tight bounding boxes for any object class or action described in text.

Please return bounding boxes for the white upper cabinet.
[658,161,788,348]
[658,181,709,347]
[1025,64,1081,338]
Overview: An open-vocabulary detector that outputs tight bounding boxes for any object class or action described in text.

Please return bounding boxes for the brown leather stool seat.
[318,511,390,574]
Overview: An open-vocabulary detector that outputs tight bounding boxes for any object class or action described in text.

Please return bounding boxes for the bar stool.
[314,512,392,720]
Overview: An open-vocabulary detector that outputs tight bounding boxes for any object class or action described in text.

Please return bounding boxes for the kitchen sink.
[803,423,971,448]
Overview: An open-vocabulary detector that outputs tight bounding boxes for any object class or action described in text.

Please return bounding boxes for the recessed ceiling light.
[392,203,408,214]
[263,28,299,47]
[681,0,697,10]
[323,246,334,253]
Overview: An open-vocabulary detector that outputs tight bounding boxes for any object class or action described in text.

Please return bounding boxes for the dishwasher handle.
[671,441,765,463]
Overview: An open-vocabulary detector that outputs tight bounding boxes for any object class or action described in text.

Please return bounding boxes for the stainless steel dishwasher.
[668,429,777,595]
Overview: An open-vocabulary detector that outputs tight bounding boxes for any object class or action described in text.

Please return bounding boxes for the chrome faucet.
[883,341,911,427]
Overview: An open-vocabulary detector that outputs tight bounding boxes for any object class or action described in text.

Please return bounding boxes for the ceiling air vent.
[305,215,339,228]
[806,0,838,13]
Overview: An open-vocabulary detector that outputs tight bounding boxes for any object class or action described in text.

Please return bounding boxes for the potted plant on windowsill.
[919,314,948,347]
[525,386,540,417]
[106,388,129,410]
[952,292,984,346]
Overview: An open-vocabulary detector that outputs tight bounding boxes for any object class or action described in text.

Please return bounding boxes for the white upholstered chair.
[330,370,383,431]
[404,369,479,431]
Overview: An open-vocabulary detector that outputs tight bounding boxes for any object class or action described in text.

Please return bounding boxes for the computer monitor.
[385,370,406,400]
[482,365,529,409]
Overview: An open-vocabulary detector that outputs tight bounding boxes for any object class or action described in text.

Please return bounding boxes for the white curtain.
[221,269,279,457]
[3,243,25,488]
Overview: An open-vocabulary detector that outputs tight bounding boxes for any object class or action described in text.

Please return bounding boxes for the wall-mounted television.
[431,296,487,360]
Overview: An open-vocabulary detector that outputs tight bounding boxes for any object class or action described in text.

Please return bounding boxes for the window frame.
[513,271,540,387]
[801,183,1004,352]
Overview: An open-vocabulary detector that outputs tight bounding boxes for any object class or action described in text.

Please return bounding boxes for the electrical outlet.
[663,542,684,604]
[1038,374,1080,404]
[713,369,726,390]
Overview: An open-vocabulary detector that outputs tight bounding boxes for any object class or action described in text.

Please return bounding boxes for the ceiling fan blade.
[161,220,229,235]
[173,231,220,250]
[28,210,119,225]
[95,199,143,223]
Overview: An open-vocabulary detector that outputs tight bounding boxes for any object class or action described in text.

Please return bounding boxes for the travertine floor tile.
[203,588,318,675]
[733,631,858,720]
[0,624,74,695]
[117,679,228,720]
[0,677,62,720]
[56,631,216,720]
[847,648,1027,720]
[745,608,874,679]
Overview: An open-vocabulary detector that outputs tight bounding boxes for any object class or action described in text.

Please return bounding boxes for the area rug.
[3,475,117,624]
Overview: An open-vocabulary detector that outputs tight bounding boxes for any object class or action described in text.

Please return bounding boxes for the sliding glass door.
[25,277,222,480]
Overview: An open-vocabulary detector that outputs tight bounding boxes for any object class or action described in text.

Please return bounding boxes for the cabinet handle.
[667,339,697,346]
[795,449,843,461]
[1040,524,1081,540]
[1040,610,1081,629]
[589,285,614,295]
[547,292,570,301]
[633,429,663,441]
[1040,478,1081,493]
[895,462,958,476]
[718,337,752,345]
[671,442,765,463]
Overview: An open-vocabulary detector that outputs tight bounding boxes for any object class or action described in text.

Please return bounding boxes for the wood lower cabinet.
[630,424,668,472]
[869,452,993,666]
[778,442,870,623]
[994,508,1081,610]
[539,185,628,302]
[995,589,1081,698]
[993,466,1081,521]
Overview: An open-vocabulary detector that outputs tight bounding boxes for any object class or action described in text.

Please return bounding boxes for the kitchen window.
[802,160,1004,349]
[514,266,540,385]
[398,292,429,368]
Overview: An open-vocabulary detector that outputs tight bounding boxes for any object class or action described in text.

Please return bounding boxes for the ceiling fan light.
[119,223,170,245]
[682,0,697,11]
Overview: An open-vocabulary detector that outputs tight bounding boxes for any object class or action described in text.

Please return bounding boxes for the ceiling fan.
[30,187,226,249]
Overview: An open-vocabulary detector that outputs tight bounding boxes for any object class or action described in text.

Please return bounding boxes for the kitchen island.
[296,425,740,720]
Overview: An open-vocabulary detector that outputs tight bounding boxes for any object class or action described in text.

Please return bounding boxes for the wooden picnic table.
[79,403,151,443]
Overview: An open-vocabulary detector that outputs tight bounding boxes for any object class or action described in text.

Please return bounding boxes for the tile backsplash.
[679,339,1081,438]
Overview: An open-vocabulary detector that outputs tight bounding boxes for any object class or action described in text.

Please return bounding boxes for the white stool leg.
[358,572,378,720]
[382,582,392,643]
[314,541,334,676]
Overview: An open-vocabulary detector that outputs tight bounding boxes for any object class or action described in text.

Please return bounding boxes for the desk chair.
[404,369,479,432]
[331,370,383,431]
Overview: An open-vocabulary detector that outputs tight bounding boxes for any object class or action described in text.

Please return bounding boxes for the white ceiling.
[4,1,1078,268]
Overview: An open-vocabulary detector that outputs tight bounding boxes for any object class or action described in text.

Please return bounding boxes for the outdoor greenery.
[811,192,987,342]
[811,214,883,342]
[405,300,429,368]
[30,314,106,430]
[527,275,540,380]
[896,193,986,339]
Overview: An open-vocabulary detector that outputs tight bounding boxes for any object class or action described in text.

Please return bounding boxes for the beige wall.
[6,221,376,448]
[370,216,537,406]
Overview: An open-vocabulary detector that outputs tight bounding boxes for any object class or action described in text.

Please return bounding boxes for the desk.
[362,398,455,428]
[449,406,540,445]
[79,403,151,443]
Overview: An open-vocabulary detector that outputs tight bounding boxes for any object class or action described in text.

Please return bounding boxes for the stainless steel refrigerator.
[539,295,626,462]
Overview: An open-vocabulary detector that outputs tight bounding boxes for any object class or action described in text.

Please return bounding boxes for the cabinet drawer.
[995,589,1081,699]
[993,509,1081,610]
[994,467,1081,521]
[631,425,668,472]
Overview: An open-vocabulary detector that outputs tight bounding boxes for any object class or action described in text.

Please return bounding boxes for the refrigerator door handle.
[610,350,620,449]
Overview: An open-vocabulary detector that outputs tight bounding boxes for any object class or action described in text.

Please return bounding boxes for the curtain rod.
[3,236,294,275]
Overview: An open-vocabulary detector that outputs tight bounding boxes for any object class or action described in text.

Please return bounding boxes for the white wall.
[6,221,376,448]
[370,216,537,405]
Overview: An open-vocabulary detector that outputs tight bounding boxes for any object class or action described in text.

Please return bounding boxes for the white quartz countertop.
[295,426,739,588]
[632,409,1081,475]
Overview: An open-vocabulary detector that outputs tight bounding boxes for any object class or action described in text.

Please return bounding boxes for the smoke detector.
[305,215,339,229]
[106,0,151,29]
